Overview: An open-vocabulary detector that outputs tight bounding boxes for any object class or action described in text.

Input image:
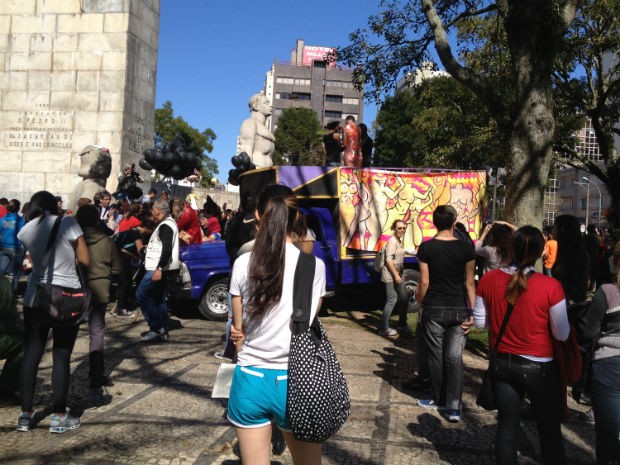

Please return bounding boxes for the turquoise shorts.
[227,365,291,430]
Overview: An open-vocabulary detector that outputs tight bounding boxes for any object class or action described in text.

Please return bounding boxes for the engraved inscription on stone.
[127,116,146,155]
[2,104,74,151]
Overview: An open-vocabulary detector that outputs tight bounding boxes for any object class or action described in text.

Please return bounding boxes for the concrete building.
[554,118,612,228]
[265,39,364,131]
[395,61,450,92]
[0,0,160,203]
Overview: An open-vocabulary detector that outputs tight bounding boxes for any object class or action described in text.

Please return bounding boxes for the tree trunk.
[504,88,555,227]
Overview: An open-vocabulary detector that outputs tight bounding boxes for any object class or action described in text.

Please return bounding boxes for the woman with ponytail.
[474,226,570,465]
[227,184,327,465]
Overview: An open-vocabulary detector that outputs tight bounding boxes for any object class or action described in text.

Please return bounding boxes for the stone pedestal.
[0,0,160,203]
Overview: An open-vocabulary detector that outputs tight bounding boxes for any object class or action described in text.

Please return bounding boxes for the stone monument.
[0,0,160,202]
[237,91,275,168]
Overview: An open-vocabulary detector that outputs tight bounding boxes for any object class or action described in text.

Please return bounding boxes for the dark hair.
[326,120,340,130]
[505,226,544,304]
[246,184,298,319]
[148,188,157,195]
[359,123,368,136]
[391,219,405,231]
[27,191,60,222]
[75,204,101,229]
[488,223,513,263]
[8,199,20,213]
[552,214,589,302]
[203,195,221,217]
[432,205,457,231]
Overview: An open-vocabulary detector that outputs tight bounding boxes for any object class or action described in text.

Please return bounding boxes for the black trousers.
[20,307,79,413]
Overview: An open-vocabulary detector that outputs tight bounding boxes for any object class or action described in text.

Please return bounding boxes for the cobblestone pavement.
[0,303,596,465]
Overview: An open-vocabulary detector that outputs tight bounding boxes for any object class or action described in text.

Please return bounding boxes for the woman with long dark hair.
[16,191,90,433]
[552,214,589,306]
[474,226,570,465]
[227,184,327,465]
[580,242,620,464]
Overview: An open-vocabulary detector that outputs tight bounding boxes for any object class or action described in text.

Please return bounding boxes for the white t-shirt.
[18,213,84,307]
[230,242,326,369]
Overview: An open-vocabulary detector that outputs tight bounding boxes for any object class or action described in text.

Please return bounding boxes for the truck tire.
[404,269,421,313]
[198,277,229,321]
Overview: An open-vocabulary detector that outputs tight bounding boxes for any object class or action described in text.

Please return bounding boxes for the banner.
[339,168,487,254]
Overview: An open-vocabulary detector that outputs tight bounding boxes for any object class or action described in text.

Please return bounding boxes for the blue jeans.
[1,247,24,293]
[135,270,168,332]
[381,279,408,331]
[492,353,565,465]
[591,356,620,465]
[422,307,469,410]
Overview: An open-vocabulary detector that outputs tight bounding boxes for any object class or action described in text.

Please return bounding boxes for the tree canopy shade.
[375,77,503,170]
[335,0,580,227]
[273,107,324,166]
[553,0,620,226]
[154,101,218,187]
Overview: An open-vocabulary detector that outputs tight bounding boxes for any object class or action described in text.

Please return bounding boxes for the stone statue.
[68,145,112,212]
[238,91,275,168]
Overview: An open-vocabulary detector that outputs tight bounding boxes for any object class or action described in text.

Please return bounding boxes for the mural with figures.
[339,168,487,254]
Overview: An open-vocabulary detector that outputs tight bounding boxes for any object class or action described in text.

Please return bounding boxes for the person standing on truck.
[136,200,179,343]
[415,205,476,422]
[323,120,343,167]
[379,220,412,337]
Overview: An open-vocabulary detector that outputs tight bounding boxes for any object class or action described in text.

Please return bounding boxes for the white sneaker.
[378,328,398,337]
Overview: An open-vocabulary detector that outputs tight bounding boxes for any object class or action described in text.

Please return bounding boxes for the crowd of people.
[382,207,619,465]
[1,185,619,464]
[0,189,237,433]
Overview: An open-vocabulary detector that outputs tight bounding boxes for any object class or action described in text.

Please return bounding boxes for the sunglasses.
[395,227,406,230]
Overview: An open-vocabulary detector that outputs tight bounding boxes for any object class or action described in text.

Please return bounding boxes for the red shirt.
[177,205,203,244]
[206,215,221,235]
[476,270,564,358]
[117,215,141,232]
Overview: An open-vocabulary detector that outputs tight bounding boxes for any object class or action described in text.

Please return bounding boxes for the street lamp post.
[574,181,590,228]
[582,176,602,228]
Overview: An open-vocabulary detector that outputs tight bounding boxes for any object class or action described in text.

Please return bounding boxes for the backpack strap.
[291,251,316,335]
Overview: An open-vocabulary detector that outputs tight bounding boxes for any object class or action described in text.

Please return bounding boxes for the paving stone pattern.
[0,307,596,465]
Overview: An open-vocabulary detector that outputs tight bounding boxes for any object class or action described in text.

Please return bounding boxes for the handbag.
[373,243,387,272]
[286,252,350,443]
[476,300,516,410]
[34,215,92,327]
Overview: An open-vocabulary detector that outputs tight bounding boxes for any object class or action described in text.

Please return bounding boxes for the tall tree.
[273,107,323,166]
[553,0,620,226]
[334,0,579,226]
[375,78,503,169]
[154,101,218,187]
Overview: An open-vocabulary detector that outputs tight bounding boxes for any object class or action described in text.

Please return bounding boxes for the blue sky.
[155,0,381,185]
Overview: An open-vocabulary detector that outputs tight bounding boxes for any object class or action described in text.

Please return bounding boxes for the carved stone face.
[77,145,112,180]
[249,93,272,117]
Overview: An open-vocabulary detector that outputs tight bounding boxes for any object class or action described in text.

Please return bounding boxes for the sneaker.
[113,309,134,318]
[214,351,232,361]
[444,409,460,423]
[402,376,432,392]
[49,410,80,433]
[418,399,441,409]
[16,411,34,432]
[141,330,160,342]
[378,328,398,337]
[157,328,169,341]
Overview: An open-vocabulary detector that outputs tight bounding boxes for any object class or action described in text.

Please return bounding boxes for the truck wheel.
[198,278,229,321]
[404,270,420,313]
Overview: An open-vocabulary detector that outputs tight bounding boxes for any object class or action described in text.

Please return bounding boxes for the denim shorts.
[227,365,291,430]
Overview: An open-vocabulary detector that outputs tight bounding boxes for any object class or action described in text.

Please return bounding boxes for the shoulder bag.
[373,242,388,272]
[286,252,350,443]
[34,215,92,327]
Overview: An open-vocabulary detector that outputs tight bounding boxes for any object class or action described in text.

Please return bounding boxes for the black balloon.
[140,134,199,179]
[139,158,152,170]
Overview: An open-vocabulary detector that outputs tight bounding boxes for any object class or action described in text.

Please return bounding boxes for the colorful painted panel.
[339,168,487,255]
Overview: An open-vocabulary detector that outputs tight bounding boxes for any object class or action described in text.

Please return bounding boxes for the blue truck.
[171,166,487,320]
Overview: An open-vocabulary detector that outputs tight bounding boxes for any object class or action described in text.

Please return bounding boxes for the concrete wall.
[0,0,159,203]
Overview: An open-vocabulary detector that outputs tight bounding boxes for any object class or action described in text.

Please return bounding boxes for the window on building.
[276,92,311,101]
[324,110,342,119]
[580,198,588,210]
[325,95,342,103]
[343,97,359,105]
[276,77,295,84]
[294,78,311,86]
